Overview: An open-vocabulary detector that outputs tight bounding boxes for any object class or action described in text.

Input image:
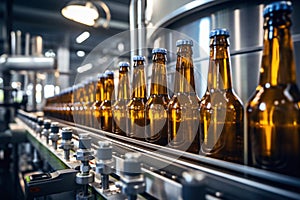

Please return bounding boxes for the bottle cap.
[152,48,167,54]
[263,1,292,17]
[209,28,230,38]
[176,39,193,46]
[104,70,114,77]
[133,55,145,61]
[118,62,130,67]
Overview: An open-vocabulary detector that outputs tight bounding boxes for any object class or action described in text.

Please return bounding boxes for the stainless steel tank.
[145,0,300,103]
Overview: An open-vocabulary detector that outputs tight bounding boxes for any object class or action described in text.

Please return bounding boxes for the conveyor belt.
[16,110,300,200]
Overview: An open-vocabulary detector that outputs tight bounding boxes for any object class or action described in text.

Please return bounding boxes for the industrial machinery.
[14,110,300,199]
[1,0,300,200]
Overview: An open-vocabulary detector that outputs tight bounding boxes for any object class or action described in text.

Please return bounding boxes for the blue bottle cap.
[176,39,193,46]
[152,48,167,54]
[133,55,145,61]
[263,1,292,17]
[209,28,230,38]
[104,70,114,77]
[119,62,130,67]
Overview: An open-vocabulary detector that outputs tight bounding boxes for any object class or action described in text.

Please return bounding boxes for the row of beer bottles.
[44,1,300,178]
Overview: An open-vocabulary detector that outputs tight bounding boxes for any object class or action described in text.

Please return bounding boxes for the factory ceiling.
[0,0,130,74]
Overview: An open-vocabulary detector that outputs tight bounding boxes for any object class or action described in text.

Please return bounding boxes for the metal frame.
[16,111,300,199]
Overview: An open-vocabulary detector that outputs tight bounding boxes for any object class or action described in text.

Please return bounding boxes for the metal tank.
[143,0,300,103]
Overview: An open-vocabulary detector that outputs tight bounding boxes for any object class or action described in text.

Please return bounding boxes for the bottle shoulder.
[169,93,200,107]
[113,99,129,106]
[93,101,102,107]
[146,94,169,108]
[100,100,112,109]
[247,84,300,109]
[200,89,244,109]
[127,98,146,109]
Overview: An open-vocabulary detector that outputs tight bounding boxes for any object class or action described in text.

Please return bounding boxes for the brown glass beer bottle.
[168,39,200,153]
[145,48,170,145]
[127,56,147,139]
[112,62,131,136]
[200,29,244,164]
[247,1,300,176]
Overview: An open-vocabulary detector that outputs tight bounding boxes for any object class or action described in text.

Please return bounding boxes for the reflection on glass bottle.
[86,78,96,127]
[168,39,200,153]
[83,80,90,126]
[99,71,114,132]
[112,62,131,136]
[73,84,85,125]
[66,88,74,122]
[145,48,170,145]
[127,56,147,139]
[93,74,105,129]
[200,29,244,164]
[247,1,300,177]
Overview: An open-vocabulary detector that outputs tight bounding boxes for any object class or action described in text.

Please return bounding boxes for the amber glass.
[85,79,96,127]
[127,56,147,139]
[73,84,85,125]
[247,3,300,177]
[200,30,244,164]
[93,74,105,129]
[82,81,90,126]
[62,88,72,122]
[67,88,74,122]
[145,48,170,145]
[112,63,131,136]
[99,71,114,132]
[168,40,200,153]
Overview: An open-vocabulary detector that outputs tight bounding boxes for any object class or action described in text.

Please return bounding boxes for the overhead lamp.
[76,31,90,43]
[76,50,85,57]
[61,0,111,28]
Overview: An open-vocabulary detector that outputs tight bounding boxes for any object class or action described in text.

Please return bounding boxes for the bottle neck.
[89,81,95,103]
[117,67,130,100]
[132,60,147,99]
[104,77,114,101]
[207,36,233,90]
[78,87,84,102]
[259,13,296,86]
[84,84,89,103]
[95,78,105,102]
[175,45,196,94]
[68,91,73,104]
[150,53,168,95]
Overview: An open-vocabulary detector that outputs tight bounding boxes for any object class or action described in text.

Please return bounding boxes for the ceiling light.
[76,31,90,43]
[76,50,85,57]
[61,1,98,26]
[61,0,111,28]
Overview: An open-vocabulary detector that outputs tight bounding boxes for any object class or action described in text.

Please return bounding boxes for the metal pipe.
[137,0,146,56]
[25,33,30,56]
[4,0,13,54]
[10,31,16,55]
[130,0,138,62]
[32,72,37,111]
[16,30,22,55]
[101,174,109,190]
